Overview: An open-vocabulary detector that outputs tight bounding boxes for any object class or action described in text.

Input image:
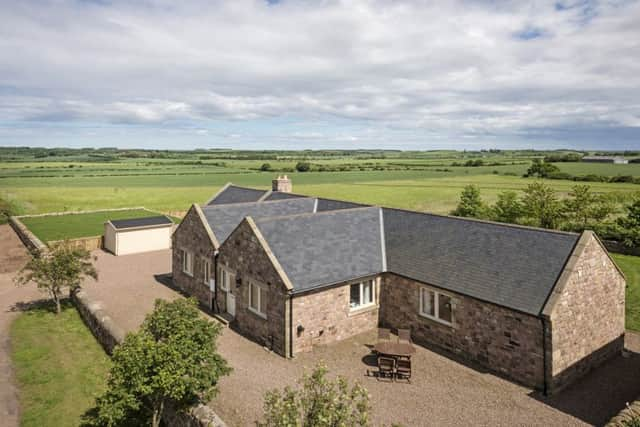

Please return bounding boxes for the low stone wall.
[8,216,46,253]
[606,399,640,426]
[50,236,103,252]
[163,210,188,219]
[15,206,148,218]
[71,289,226,426]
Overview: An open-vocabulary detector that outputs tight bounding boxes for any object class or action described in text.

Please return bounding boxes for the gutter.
[289,293,294,358]
[540,315,549,395]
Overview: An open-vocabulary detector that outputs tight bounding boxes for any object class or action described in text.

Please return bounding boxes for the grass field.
[10,301,111,427]
[19,208,168,242]
[613,254,640,332]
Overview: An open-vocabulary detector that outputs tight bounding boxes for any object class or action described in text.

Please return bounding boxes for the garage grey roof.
[207,185,268,205]
[202,198,316,243]
[110,215,173,230]
[382,208,580,315]
[254,207,384,293]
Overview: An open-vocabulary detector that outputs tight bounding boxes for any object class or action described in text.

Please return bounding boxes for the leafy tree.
[525,159,560,178]
[451,184,485,218]
[617,197,640,247]
[88,298,230,427]
[563,185,615,231]
[259,364,370,427]
[260,163,272,171]
[521,182,562,229]
[295,162,311,172]
[14,243,97,314]
[490,191,523,224]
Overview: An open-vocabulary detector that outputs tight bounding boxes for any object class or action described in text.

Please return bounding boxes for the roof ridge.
[254,205,379,223]
[201,195,312,210]
[381,206,579,238]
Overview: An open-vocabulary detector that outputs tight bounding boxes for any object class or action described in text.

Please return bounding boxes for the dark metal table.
[374,341,416,358]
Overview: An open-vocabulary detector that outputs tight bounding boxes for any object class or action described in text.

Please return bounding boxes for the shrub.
[295,162,311,172]
[260,163,272,172]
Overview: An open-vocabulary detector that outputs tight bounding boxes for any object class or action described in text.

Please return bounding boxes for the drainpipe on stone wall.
[289,294,294,358]
[212,250,220,313]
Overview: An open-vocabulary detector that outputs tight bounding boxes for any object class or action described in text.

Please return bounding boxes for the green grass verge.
[19,208,166,242]
[612,254,640,332]
[10,301,111,427]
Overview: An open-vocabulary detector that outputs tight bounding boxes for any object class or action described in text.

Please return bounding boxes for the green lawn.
[19,208,166,242]
[10,302,111,427]
[612,254,640,332]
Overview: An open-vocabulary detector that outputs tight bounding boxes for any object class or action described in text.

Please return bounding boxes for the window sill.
[348,304,378,317]
[183,270,193,278]
[248,307,267,320]
[418,312,453,327]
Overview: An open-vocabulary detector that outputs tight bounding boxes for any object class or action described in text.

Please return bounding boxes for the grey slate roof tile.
[316,198,369,211]
[207,185,268,205]
[201,198,316,243]
[254,207,384,293]
[264,192,307,201]
[382,208,579,315]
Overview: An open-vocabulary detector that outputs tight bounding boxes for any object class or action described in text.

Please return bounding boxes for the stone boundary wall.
[163,210,188,219]
[14,206,148,219]
[8,216,46,253]
[49,236,104,252]
[603,240,640,257]
[606,399,640,426]
[71,289,226,426]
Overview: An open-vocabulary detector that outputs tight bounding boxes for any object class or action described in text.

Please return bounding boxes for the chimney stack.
[272,175,292,193]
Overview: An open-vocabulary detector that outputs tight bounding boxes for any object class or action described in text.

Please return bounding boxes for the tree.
[88,298,231,427]
[14,243,97,314]
[260,163,272,172]
[451,184,485,218]
[563,185,615,231]
[525,159,559,178]
[490,191,523,224]
[295,162,311,172]
[259,364,370,427]
[521,182,563,229]
[617,197,640,247]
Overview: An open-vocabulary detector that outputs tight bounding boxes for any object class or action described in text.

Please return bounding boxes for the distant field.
[10,302,111,427]
[613,254,640,331]
[19,208,167,242]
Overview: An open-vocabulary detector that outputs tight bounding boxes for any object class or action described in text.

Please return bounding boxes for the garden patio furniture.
[396,357,412,383]
[398,328,412,344]
[373,341,416,359]
[378,327,391,342]
[377,356,396,381]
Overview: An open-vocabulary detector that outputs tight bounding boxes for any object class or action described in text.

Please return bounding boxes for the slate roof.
[316,198,369,211]
[110,215,173,230]
[201,198,316,243]
[264,191,308,201]
[207,185,268,205]
[382,208,579,315]
[254,207,385,293]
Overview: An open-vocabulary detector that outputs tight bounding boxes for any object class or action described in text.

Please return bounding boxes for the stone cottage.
[172,177,626,394]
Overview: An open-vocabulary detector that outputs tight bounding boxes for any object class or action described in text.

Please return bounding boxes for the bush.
[260,163,272,172]
[295,162,311,172]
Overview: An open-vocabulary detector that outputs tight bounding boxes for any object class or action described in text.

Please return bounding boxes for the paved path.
[0,224,39,427]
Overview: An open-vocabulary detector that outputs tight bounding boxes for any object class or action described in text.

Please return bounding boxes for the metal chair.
[396,357,412,383]
[397,328,412,344]
[378,328,391,342]
[377,356,396,381]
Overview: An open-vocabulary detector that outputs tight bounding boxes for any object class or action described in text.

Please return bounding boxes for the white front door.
[226,292,236,317]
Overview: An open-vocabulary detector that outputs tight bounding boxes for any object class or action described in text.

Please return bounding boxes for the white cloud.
[0,0,639,148]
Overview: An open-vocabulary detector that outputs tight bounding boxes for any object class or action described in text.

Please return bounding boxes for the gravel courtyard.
[83,248,640,427]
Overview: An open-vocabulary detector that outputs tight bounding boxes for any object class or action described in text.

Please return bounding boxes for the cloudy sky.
[1,0,639,150]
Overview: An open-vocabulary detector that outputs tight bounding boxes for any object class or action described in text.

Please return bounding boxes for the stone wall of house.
[291,277,380,354]
[172,206,215,307]
[218,219,290,356]
[546,233,626,393]
[379,273,545,389]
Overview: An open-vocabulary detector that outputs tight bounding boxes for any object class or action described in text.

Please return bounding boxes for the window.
[419,287,453,325]
[219,267,231,291]
[180,249,193,276]
[202,258,211,285]
[249,282,267,318]
[350,279,375,310]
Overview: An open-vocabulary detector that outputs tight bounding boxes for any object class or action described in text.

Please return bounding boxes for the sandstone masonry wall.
[218,220,290,356]
[379,273,545,389]
[172,206,215,307]
[546,233,626,393]
[291,277,380,354]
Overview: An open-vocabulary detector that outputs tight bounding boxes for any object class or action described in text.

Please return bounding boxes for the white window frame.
[349,279,376,311]
[248,281,267,319]
[202,258,211,285]
[218,266,232,292]
[419,287,454,326]
[181,249,193,277]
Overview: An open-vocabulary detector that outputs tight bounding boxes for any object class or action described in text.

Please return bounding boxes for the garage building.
[104,216,173,256]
